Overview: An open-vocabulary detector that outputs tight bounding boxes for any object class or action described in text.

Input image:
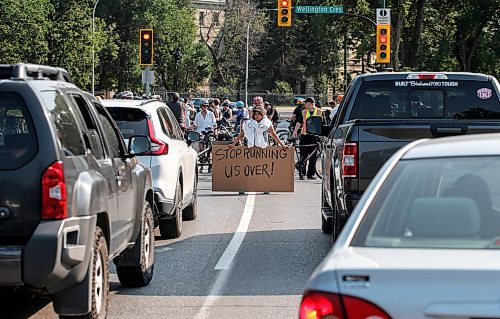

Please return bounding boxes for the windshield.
[106,107,148,139]
[349,80,500,120]
[352,156,500,249]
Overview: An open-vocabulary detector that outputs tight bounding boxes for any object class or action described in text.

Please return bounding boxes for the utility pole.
[343,32,348,93]
[91,0,100,96]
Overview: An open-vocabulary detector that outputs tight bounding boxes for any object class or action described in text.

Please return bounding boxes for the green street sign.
[294,6,344,14]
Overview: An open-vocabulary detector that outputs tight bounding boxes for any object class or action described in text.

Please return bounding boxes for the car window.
[0,92,38,170]
[40,90,85,156]
[349,80,500,120]
[162,107,183,140]
[106,107,149,139]
[95,105,122,158]
[352,156,500,249]
[156,108,172,137]
[68,94,105,159]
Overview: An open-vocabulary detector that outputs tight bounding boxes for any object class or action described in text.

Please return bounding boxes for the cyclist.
[190,99,217,173]
[292,97,322,180]
[235,101,249,134]
[264,101,280,129]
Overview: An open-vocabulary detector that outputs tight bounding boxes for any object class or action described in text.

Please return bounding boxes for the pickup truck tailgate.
[356,120,500,186]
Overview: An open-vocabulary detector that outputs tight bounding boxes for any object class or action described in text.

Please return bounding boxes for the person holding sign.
[231,105,285,148]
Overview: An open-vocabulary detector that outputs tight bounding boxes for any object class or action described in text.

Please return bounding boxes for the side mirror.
[186,131,201,145]
[128,135,151,156]
[306,116,325,136]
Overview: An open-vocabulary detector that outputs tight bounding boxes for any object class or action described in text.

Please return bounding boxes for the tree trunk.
[409,0,427,68]
[392,0,407,71]
[455,21,487,71]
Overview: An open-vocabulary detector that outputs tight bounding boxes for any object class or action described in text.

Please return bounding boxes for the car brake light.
[343,295,391,319]
[42,161,67,219]
[406,73,448,80]
[299,291,342,319]
[342,142,358,178]
[299,291,391,319]
[147,118,168,155]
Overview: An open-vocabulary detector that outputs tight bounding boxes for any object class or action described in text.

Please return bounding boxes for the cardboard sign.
[212,145,295,192]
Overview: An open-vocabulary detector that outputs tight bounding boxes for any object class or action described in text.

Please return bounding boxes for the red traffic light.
[143,32,151,40]
[281,0,288,7]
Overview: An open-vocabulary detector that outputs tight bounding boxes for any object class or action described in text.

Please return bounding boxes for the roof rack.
[0,63,73,83]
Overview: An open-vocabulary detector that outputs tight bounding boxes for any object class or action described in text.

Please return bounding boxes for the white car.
[301,133,500,319]
[103,99,199,239]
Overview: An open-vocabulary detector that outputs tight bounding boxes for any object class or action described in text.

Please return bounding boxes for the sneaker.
[264,191,270,194]
[299,176,305,180]
[307,176,317,180]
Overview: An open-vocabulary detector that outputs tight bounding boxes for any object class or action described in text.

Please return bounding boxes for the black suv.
[0,64,155,318]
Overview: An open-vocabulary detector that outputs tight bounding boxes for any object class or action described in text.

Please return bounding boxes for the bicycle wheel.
[277,130,288,143]
[315,149,324,179]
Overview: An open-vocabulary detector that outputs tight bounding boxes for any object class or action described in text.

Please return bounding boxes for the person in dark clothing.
[167,92,186,129]
[292,97,322,180]
[291,99,304,133]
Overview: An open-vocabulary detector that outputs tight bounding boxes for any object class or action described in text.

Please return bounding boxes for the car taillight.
[42,161,67,219]
[147,118,168,155]
[342,142,358,178]
[299,291,390,319]
[299,291,342,319]
[406,73,448,80]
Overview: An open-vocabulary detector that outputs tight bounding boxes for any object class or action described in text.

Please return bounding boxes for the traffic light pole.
[245,8,277,107]
[145,66,151,99]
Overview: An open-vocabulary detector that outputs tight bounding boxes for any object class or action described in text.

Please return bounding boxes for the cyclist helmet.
[235,101,245,108]
[296,99,304,105]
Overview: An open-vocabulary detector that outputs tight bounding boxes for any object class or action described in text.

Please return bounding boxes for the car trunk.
[335,247,500,319]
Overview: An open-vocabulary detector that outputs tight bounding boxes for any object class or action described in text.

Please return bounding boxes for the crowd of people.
[165,92,345,180]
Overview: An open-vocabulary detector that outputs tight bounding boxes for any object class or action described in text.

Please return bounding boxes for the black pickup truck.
[315,72,500,242]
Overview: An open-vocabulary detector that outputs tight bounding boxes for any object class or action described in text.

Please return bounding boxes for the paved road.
[2,173,331,319]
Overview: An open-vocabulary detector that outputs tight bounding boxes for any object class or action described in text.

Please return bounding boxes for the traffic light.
[139,29,154,66]
[376,25,391,64]
[277,0,292,27]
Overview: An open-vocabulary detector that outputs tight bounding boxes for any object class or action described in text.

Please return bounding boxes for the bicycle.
[197,128,216,173]
[286,137,324,180]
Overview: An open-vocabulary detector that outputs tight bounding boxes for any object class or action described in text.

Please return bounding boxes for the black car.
[0,64,155,318]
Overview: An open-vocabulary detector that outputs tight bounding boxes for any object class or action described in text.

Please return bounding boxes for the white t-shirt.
[194,111,216,133]
[330,105,339,120]
[242,118,272,148]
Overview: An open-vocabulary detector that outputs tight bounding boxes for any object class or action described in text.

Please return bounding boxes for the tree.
[199,0,268,89]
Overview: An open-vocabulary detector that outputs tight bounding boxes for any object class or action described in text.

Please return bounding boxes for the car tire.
[159,181,183,239]
[116,202,155,287]
[183,175,197,221]
[60,227,109,319]
[321,190,332,234]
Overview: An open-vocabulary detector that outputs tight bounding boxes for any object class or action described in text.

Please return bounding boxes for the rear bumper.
[343,192,362,216]
[154,188,174,217]
[0,215,96,293]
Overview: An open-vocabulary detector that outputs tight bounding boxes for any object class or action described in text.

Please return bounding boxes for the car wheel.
[59,227,109,319]
[116,201,155,287]
[183,175,198,221]
[321,189,332,234]
[159,180,183,239]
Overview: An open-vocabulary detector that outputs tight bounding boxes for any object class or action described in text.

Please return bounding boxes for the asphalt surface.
[2,170,331,319]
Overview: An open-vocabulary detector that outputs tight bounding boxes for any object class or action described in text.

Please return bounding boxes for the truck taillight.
[42,161,67,219]
[406,73,448,80]
[342,142,358,178]
[299,291,390,319]
[147,118,168,155]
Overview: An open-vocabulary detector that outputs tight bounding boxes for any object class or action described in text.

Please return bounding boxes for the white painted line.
[214,193,255,270]
[194,193,256,319]
[193,268,231,319]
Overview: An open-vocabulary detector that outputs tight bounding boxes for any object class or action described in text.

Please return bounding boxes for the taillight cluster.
[299,291,390,319]
[42,161,67,219]
[342,142,358,178]
[147,118,168,155]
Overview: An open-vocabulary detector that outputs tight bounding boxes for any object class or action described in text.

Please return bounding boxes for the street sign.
[376,8,391,25]
[141,70,155,84]
[294,6,344,14]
